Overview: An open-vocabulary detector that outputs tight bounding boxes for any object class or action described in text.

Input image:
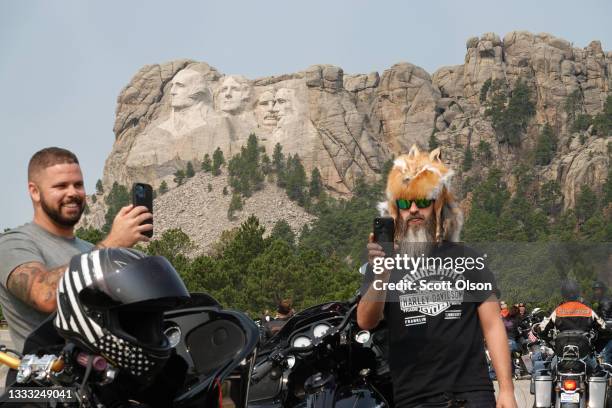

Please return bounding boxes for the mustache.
[61,197,84,206]
[407,215,424,221]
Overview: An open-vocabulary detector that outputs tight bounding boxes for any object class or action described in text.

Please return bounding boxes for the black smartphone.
[373,217,395,256]
[132,183,153,238]
[373,217,395,242]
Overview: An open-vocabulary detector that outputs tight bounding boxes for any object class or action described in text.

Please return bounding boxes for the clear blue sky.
[1,0,610,230]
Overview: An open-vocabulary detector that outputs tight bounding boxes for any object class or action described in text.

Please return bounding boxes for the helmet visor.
[99,255,190,308]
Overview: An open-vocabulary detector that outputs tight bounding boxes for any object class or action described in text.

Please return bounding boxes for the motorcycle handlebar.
[251,360,275,383]
[292,302,359,354]
[0,350,64,373]
[253,302,360,383]
[0,351,20,370]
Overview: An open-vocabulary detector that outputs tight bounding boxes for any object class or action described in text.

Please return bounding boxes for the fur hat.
[377,144,464,243]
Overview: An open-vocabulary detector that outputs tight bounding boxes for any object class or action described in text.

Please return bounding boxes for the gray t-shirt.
[0,222,93,352]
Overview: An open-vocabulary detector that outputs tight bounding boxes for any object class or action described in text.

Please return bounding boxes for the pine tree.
[212,147,225,176]
[270,219,295,247]
[96,179,104,195]
[227,193,243,220]
[75,227,104,245]
[207,183,212,192]
[479,78,492,103]
[261,153,271,175]
[91,194,97,204]
[228,134,264,197]
[477,141,492,163]
[540,180,561,216]
[201,154,212,172]
[575,185,598,222]
[103,182,130,232]
[223,186,228,196]
[285,154,307,205]
[174,169,186,186]
[592,94,612,136]
[534,124,557,165]
[462,147,473,171]
[564,89,583,124]
[272,143,285,186]
[484,79,535,146]
[159,180,168,195]
[186,161,195,178]
[309,167,323,198]
[603,167,612,207]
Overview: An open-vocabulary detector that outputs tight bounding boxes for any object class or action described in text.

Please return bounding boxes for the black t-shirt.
[360,242,496,407]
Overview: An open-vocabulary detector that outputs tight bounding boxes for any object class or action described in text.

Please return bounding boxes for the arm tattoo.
[7,262,67,312]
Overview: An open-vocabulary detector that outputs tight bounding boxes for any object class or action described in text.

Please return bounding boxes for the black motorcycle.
[247,297,393,408]
[0,293,259,408]
[531,329,609,408]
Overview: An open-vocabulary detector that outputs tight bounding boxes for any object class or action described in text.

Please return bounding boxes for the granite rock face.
[431,31,610,210]
[88,31,610,237]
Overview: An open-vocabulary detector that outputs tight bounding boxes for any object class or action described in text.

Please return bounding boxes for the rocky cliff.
[82,31,611,242]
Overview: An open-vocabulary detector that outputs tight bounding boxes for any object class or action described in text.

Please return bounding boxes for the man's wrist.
[498,381,515,393]
[96,237,113,249]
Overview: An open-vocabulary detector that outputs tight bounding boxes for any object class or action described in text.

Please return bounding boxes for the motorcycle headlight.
[286,355,296,369]
[313,323,331,338]
[163,326,182,348]
[292,335,312,349]
[355,330,371,344]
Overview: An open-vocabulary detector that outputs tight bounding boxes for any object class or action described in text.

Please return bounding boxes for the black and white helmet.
[54,248,189,381]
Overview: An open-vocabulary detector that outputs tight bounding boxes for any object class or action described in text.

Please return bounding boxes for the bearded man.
[357,145,517,408]
[0,147,152,352]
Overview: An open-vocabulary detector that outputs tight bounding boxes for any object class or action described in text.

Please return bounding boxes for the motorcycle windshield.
[272,301,347,338]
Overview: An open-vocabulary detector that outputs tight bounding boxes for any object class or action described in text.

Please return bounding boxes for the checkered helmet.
[54,248,189,382]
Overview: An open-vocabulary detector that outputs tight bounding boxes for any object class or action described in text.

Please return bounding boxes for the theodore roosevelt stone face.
[256,90,278,128]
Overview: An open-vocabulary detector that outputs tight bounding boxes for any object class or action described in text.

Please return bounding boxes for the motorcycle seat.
[553,331,591,359]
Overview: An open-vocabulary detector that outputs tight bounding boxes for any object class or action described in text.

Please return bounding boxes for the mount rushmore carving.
[101,31,611,211]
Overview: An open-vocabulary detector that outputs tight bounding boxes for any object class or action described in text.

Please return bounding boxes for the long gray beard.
[396,218,435,258]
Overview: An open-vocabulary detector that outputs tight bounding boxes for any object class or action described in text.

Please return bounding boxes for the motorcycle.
[0,293,259,408]
[514,307,547,378]
[531,328,609,408]
[247,296,393,407]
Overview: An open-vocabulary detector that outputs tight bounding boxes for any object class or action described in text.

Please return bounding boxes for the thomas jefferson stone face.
[219,76,250,113]
[169,69,210,110]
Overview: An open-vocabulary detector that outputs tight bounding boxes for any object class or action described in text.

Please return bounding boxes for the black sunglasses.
[396,198,434,210]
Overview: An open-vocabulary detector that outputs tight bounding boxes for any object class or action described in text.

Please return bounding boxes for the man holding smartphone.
[357,145,517,408]
[0,147,152,352]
